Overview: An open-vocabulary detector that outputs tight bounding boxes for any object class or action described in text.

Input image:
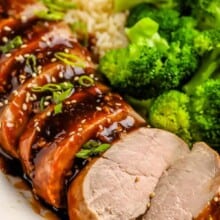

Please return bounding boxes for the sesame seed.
[5,53,11,57]
[4,99,8,105]
[15,55,24,62]
[78,127,83,132]
[150,192,155,198]
[6,122,14,128]
[3,26,11,32]
[116,102,122,106]
[2,36,8,43]
[24,53,30,58]
[98,125,103,130]
[81,119,86,124]
[69,131,75,136]
[46,111,51,117]
[12,90,18,96]
[44,101,50,106]
[59,72,64,78]
[21,44,27,48]
[147,203,151,208]
[21,15,27,23]
[71,100,77,104]
[22,103,28,111]
[96,106,102,111]
[0,102,4,107]
[36,126,41,132]
[51,77,56,82]
[214,197,219,202]
[74,76,79,81]
[51,58,57,62]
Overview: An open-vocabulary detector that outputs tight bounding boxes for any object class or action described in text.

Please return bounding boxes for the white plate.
[0,170,59,220]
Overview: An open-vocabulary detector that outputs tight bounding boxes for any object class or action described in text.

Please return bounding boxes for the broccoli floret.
[183,29,220,94]
[125,17,169,51]
[99,41,198,99]
[149,90,192,143]
[127,4,180,40]
[113,0,180,12]
[190,79,220,147]
[187,0,220,29]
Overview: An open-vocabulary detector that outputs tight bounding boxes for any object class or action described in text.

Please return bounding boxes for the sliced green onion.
[32,82,74,115]
[26,54,37,74]
[78,75,94,87]
[54,102,63,115]
[55,52,86,68]
[0,36,23,54]
[35,10,64,21]
[36,0,76,21]
[42,0,75,11]
[32,83,62,93]
[40,96,46,111]
[76,141,111,159]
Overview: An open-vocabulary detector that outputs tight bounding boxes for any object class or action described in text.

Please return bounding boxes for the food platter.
[0,0,219,219]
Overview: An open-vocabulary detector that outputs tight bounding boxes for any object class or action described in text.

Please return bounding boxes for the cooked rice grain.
[65,0,128,57]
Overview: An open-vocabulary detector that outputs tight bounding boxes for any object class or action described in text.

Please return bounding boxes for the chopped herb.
[55,52,86,68]
[36,0,76,21]
[32,82,74,114]
[40,96,46,111]
[35,10,64,21]
[78,75,94,87]
[25,54,37,74]
[76,140,111,159]
[0,36,23,54]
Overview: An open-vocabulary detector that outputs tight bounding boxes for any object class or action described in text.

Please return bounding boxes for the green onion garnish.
[35,10,64,21]
[25,54,37,74]
[76,140,111,159]
[78,75,94,87]
[36,0,76,21]
[32,82,74,115]
[0,36,23,54]
[55,52,86,68]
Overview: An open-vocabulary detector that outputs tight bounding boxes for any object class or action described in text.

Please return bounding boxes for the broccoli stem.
[183,47,220,95]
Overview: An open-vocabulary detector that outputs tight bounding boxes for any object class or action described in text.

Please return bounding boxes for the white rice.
[65,0,129,57]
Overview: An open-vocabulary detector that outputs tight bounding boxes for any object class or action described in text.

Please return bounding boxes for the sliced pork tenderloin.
[143,142,220,220]
[32,92,145,208]
[19,83,110,176]
[0,22,73,93]
[0,42,94,158]
[67,127,189,220]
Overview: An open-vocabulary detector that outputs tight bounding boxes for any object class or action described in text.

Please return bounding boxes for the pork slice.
[32,93,145,208]
[143,142,220,220]
[19,83,110,175]
[67,127,189,220]
[0,22,73,92]
[0,41,94,158]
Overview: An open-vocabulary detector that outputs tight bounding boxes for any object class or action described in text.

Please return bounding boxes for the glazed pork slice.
[67,127,189,220]
[0,43,94,158]
[0,22,73,92]
[143,142,220,220]
[31,92,145,208]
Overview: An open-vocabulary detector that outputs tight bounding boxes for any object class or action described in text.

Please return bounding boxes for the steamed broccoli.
[149,90,192,143]
[187,0,220,29]
[113,0,180,12]
[127,3,180,40]
[149,79,220,147]
[183,29,220,94]
[189,79,220,147]
[99,16,199,99]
